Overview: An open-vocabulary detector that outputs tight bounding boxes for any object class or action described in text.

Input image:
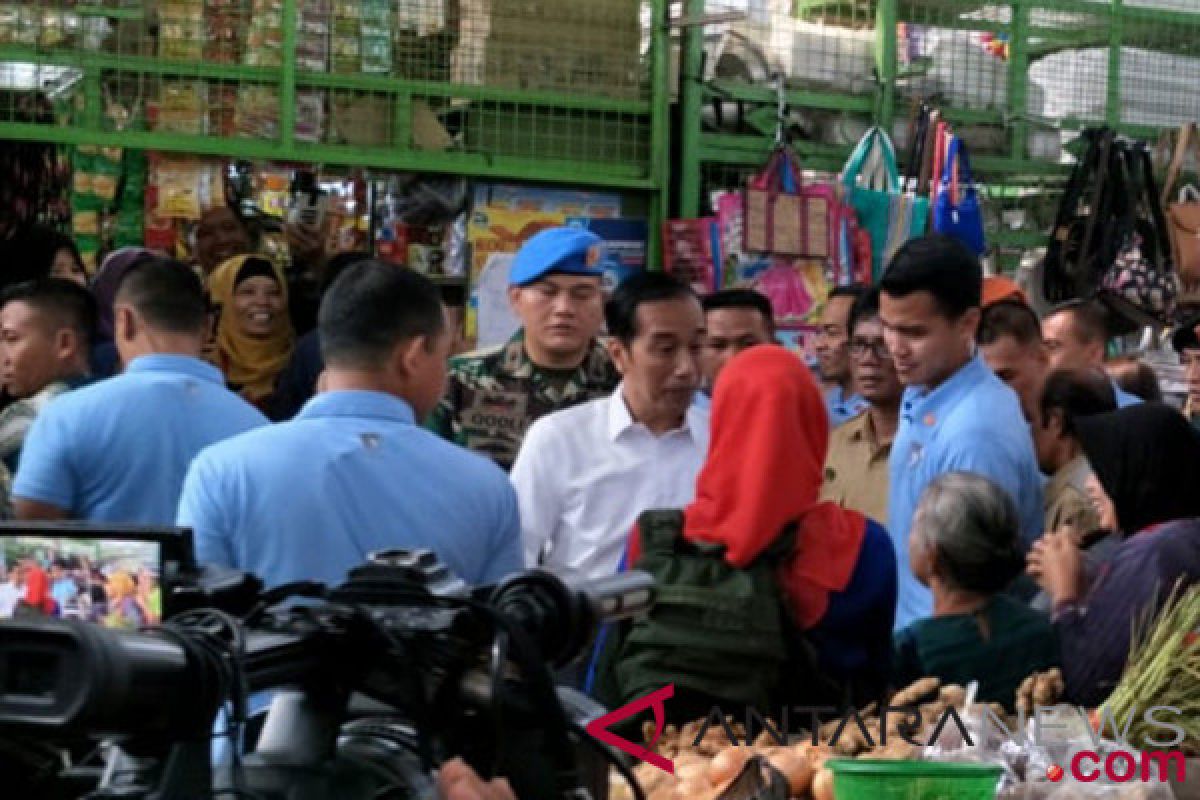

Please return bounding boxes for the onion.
[763,747,814,796]
[707,746,752,786]
[811,766,836,800]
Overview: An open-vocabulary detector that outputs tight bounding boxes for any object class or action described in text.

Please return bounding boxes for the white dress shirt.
[510,385,710,581]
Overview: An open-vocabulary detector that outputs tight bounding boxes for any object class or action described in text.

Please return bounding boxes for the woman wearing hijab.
[88,247,153,377]
[620,346,897,709]
[207,254,294,415]
[1028,403,1200,707]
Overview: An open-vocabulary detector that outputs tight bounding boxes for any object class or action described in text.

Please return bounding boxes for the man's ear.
[54,327,78,361]
[392,335,428,379]
[960,306,982,342]
[114,305,137,342]
[606,336,629,376]
[1047,408,1066,437]
[507,285,524,313]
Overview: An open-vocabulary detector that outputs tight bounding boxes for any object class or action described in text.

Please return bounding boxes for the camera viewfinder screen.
[0,536,162,628]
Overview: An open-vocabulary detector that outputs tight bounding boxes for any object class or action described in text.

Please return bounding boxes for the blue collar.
[296,390,416,425]
[125,354,225,384]
[901,354,991,425]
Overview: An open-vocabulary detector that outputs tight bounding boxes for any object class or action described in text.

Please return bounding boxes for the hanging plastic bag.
[933,135,987,255]
[841,127,929,280]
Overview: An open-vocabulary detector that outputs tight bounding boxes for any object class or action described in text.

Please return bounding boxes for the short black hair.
[0,277,97,348]
[606,271,698,346]
[1039,367,1117,435]
[977,299,1043,348]
[1106,357,1163,403]
[702,289,774,332]
[320,250,372,295]
[829,285,867,303]
[319,261,445,369]
[880,234,982,319]
[847,286,882,336]
[1046,299,1109,345]
[114,256,208,335]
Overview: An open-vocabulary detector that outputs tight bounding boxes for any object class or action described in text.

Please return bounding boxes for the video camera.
[0,532,655,800]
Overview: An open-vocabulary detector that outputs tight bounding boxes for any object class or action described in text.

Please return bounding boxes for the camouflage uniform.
[428,330,618,471]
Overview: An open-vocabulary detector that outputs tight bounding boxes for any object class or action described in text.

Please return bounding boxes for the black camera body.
[0,548,654,800]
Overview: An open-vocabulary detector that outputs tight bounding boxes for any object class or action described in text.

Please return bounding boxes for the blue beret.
[508,227,607,287]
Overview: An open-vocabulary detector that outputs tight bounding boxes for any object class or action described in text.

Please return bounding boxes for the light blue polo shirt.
[178,390,523,590]
[887,355,1045,631]
[826,385,869,428]
[13,354,267,524]
[1112,380,1142,409]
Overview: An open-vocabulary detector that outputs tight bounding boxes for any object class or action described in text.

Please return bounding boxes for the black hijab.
[1075,403,1200,536]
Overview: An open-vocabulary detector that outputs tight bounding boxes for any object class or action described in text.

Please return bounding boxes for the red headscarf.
[628,345,867,628]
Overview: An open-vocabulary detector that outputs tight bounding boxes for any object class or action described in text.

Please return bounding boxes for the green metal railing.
[0,0,670,261]
[679,0,1200,266]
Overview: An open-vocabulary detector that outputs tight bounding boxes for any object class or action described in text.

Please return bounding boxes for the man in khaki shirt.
[821,288,901,524]
[1031,367,1116,538]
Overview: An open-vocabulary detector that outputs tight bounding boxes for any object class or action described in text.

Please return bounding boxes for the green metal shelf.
[0,0,671,263]
[680,0,1200,269]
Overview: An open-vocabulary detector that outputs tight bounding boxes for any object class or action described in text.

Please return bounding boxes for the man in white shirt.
[0,564,21,617]
[511,271,709,581]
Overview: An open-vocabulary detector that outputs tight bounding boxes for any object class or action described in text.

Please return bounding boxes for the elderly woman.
[1030,404,1200,707]
[894,472,1059,709]
[208,254,295,415]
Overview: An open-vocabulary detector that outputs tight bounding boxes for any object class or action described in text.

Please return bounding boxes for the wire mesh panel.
[0,0,664,184]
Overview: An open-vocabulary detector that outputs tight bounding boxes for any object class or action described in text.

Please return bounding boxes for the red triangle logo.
[585,684,675,774]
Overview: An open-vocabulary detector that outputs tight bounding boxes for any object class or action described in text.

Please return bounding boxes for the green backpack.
[597,509,794,712]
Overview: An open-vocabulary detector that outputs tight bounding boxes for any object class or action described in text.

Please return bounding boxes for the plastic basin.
[828,759,1002,800]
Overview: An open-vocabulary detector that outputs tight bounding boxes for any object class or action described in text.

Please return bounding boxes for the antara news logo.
[585,684,1191,784]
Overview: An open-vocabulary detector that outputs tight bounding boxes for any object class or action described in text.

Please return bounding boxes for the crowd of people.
[0,552,160,628]
[0,212,1199,729]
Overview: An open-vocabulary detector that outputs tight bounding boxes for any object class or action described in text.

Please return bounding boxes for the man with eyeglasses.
[428,228,618,471]
[820,287,902,525]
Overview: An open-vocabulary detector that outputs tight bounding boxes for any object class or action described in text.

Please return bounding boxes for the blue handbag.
[933,136,986,256]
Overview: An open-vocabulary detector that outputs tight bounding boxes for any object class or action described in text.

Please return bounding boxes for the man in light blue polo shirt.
[13,257,267,524]
[178,261,522,590]
[880,236,1044,630]
[1042,300,1142,408]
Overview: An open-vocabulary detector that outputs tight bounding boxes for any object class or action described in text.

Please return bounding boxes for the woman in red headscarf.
[623,345,898,705]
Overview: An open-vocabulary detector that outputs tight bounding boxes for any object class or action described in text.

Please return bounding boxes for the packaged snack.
[156,81,208,135]
[234,85,280,140]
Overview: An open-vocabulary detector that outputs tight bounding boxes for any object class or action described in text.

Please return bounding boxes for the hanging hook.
[773,71,787,147]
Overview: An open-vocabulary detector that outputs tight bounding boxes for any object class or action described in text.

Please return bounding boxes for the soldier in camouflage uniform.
[428,227,618,470]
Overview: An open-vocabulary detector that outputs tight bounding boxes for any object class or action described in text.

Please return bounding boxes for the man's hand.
[437,758,516,800]
[1027,529,1086,605]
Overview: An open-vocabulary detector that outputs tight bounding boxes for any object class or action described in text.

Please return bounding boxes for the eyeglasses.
[850,338,891,360]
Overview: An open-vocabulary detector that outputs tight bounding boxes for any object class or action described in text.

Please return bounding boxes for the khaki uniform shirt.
[1045,453,1100,536]
[820,409,894,525]
[426,330,618,471]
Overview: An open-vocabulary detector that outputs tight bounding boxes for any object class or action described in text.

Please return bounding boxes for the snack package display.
[158,0,206,61]
[154,81,209,135]
[152,157,224,221]
[71,145,145,272]
[204,0,245,64]
[243,0,284,67]
[234,85,280,140]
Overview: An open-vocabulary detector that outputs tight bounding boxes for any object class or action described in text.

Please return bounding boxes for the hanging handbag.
[1161,123,1200,289]
[933,135,987,255]
[1099,144,1178,330]
[1043,128,1119,304]
[745,145,834,259]
[841,127,929,280]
